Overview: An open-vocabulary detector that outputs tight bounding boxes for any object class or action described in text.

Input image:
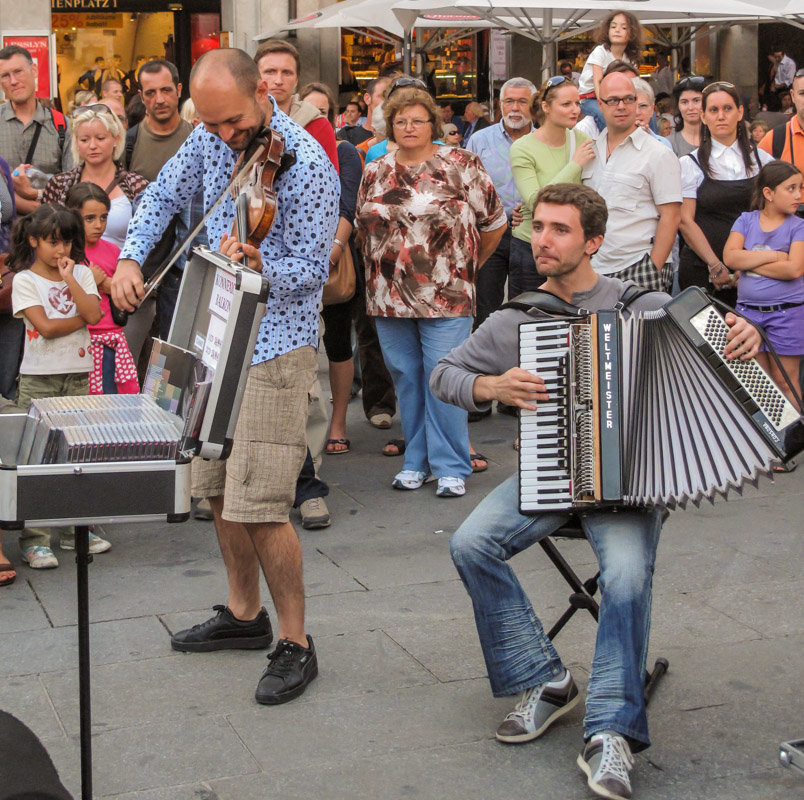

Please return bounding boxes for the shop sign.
[490,29,507,81]
[51,0,119,10]
[1,34,52,97]
[52,12,123,28]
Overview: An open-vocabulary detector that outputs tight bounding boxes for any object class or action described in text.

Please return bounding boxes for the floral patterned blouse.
[356,145,506,318]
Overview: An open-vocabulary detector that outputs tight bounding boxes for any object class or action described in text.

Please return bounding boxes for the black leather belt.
[738,301,804,312]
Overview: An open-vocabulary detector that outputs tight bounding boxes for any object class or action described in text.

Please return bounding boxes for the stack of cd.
[17,395,183,465]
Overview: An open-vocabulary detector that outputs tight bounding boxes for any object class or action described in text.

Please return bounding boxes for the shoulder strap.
[50,109,67,164]
[614,284,655,312]
[24,122,43,165]
[771,123,786,159]
[124,124,138,170]
[501,289,586,318]
[688,152,704,174]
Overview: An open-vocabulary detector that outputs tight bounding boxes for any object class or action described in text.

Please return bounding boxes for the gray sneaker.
[300,497,331,529]
[576,731,634,800]
[495,671,580,743]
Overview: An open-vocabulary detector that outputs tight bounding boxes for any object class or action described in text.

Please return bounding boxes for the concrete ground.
[1,362,802,800]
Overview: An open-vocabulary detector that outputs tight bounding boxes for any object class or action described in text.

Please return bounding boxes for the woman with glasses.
[355,85,507,497]
[678,82,774,305]
[509,75,596,295]
[668,76,705,158]
[43,105,147,248]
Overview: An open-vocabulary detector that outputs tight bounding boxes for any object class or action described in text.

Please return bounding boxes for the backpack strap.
[50,108,66,154]
[771,123,786,160]
[124,124,138,170]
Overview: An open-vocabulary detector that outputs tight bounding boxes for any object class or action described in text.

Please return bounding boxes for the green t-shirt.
[509,128,589,243]
[129,118,193,183]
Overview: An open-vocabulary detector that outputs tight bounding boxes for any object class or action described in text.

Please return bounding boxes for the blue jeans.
[450,473,662,749]
[580,97,606,132]
[375,316,472,480]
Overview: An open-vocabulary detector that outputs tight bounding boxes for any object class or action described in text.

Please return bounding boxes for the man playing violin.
[111,48,340,705]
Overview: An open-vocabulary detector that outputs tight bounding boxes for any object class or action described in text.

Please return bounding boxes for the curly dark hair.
[7,204,85,272]
[597,11,643,65]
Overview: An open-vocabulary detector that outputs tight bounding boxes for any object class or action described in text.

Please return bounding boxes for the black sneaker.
[170,605,273,652]
[255,636,318,705]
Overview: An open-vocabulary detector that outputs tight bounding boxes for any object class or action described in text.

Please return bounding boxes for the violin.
[232,126,286,264]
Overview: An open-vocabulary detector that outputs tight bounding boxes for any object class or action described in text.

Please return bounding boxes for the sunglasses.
[73,103,113,117]
[541,74,570,101]
[702,81,736,95]
[675,75,705,92]
[387,77,428,98]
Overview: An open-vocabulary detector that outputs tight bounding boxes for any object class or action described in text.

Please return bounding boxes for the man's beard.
[504,112,530,130]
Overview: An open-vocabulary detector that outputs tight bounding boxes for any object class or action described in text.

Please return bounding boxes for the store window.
[51,2,221,112]
[339,28,478,104]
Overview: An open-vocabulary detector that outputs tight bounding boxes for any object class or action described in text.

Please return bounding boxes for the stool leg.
[644,657,670,704]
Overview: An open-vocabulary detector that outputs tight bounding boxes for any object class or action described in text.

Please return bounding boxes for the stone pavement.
[1,365,802,800]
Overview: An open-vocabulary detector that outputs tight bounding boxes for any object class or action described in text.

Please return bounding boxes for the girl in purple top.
[724,161,804,409]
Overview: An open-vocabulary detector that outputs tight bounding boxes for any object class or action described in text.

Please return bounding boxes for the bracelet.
[333,237,345,251]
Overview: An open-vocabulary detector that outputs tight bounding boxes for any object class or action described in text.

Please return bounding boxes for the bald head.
[190,48,260,98]
[599,71,638,134]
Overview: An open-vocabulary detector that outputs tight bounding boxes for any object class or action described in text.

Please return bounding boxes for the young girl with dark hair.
[723,161,804,408]
[65,182,138,396]
[678,82,775,306]
[577,11,642,132]
[9,203,106,568]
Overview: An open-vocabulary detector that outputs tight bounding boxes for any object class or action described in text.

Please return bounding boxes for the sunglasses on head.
[541,74,570,100]
[702,81,736,95]
[387,77,428,98]
[675,75,705,92]
[73,103,113,117]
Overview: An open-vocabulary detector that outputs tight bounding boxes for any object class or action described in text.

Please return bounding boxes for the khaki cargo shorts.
[191,346,317,523]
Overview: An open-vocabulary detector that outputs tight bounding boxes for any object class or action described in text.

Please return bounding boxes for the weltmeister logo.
[51,0,119,10]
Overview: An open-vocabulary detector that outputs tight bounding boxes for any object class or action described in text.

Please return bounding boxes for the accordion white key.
[518,287,804,512]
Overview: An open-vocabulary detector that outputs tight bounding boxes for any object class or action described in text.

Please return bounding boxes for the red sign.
[2,35,52,98]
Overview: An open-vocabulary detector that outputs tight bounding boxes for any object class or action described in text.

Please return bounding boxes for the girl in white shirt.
[577,12,642,132]
[678,82,775,306]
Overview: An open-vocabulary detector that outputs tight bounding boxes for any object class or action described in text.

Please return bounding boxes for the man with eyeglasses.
[581,72,681,292]
[0,45,73,216]
[465,78,536,335]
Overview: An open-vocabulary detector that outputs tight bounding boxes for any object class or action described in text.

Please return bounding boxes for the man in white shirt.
[771,46,797,94]
[582,72,681,292]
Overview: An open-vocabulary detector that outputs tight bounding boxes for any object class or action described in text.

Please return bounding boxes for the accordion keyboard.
[519,321,576,511]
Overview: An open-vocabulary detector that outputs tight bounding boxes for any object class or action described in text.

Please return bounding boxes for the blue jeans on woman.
[449,473,662,749]
[375,316,472,480]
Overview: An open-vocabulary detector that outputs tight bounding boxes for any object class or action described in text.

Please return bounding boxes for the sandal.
[382,438,406,457]
[470,452,488,473]
[0,561,17,587]
[325,438,350,455]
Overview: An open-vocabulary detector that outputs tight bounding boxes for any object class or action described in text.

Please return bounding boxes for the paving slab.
[0,674,65,740]
[44,715,259,798]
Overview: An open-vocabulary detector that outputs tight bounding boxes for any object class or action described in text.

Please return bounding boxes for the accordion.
[518,287,804,512]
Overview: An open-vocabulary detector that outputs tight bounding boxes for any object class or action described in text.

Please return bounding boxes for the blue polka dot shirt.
[120,97,340,364]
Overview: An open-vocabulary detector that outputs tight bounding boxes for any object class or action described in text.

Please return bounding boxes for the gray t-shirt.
[430,274,669,412]
[667,130,697,159]
[129,118,193,183]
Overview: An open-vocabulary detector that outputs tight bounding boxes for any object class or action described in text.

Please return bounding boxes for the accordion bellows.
[519,288,804,512]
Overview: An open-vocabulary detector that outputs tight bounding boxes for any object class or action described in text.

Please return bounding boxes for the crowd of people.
[0,13,802,800]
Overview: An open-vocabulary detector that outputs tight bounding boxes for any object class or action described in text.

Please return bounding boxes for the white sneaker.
[392,470,430,490]
[436,476,466,497]
[577,731,635,800]
[59,531,112,553]
[22,546,59,569]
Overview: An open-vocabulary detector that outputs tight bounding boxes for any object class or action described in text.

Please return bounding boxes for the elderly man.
[465,77,537,330]
[582,71,681,292]
[462,101,490,146]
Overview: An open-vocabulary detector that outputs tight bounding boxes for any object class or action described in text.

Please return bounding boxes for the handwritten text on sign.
[208,268,235,323]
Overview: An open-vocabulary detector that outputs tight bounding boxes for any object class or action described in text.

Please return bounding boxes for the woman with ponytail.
[678,81,775,306]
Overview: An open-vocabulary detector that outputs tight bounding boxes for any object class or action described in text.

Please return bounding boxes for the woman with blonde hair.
[356,83,507,497]
[43,104,147,248]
